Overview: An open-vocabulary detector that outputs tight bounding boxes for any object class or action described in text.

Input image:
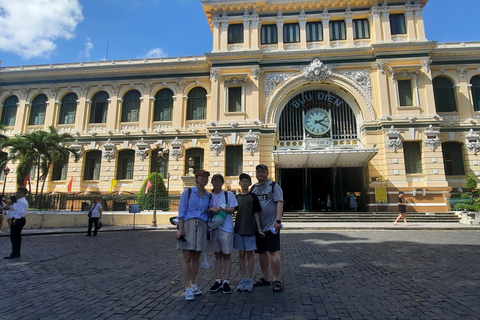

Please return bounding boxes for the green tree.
[465,175,477,190]
[137,172,169,211]
[4,126,79,203]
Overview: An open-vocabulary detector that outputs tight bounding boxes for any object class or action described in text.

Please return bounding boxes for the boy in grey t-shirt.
[250,164,284,293]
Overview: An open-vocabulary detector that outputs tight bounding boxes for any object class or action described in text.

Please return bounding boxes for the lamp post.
[188,157,194,176]
[152,147,169,227]
[2,166,10,195]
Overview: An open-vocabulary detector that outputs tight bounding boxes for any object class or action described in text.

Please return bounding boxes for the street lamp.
[152,147,169,227]
[188,157,194,176]
[2,166,10,195]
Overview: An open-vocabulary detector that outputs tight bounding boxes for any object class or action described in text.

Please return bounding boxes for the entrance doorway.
[279,167,365,212]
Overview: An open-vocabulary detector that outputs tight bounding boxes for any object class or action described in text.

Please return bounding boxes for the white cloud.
[79,37,93,60]
[142,48,168,59]
[0,0,83,59]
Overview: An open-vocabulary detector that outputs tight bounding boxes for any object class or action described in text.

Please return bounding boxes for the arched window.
[184,148,204,175]
[29,94,47,125]
[186,87,207,120]
[154,89,173,121]
[84,150,102,180]
[1,95,18,126]
[471,75,480,112]
[433,76,457,112]
[58,92,78,124]
[150,149,169,178]
[121,90,140,122]
[442,142,465,176]
[90,91,108,123]
[117,150,135,180]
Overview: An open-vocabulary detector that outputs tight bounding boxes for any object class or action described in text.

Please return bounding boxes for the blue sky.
[0,0,479,68]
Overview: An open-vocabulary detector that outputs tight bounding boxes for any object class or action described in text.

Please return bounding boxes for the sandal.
[253,278,271,287]
[272,281,283,292]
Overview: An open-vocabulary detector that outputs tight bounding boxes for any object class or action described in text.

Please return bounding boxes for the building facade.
[1,0,480,212]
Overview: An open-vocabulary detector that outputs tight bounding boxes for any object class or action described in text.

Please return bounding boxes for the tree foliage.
[136,172,169,211]
[2,126,79,203]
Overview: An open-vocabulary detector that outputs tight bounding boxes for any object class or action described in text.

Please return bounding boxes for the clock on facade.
[304,108,331,135]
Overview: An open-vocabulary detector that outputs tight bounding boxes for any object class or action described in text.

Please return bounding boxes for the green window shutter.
[403,142,422,174]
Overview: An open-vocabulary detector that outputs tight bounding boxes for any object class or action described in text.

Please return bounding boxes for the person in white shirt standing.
[86,198,103,236]
[4,187,28,259]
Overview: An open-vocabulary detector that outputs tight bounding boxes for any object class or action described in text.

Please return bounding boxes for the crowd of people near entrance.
[176,164,284,300]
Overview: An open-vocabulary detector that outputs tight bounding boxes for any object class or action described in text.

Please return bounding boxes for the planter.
[459,211,480,225]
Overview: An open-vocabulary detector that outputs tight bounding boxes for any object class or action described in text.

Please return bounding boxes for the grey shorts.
[177,218,207,252]
[207,228,234,254]
[233,233,257,251]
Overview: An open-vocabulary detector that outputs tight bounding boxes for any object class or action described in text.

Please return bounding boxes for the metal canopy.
[273,148,379,168]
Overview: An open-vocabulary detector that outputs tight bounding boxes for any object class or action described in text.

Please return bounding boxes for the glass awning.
[273,148,378,168]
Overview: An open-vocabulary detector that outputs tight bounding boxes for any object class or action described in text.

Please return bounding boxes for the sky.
[0,0,479,68]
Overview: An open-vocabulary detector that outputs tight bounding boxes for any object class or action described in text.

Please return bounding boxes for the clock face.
[304,108,331,135]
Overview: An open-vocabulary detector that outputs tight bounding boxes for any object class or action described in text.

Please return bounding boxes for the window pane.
[150,149,169,178]
[390,14,406,35]
[52,162,68,181]
[185,148,204,175]
[29,94,47,125]
[398,80,413,106]
[154,88,173,121]
[84,151,102,180]
[90,91,108,123]
[187,87,207,120]
[403,142,422,174]
[59,92,77,125]
[261,25,277,44]
[121,90,140,122]
[1,95,18,126]
[117,150,135,180]
[226,146,243,176]
[442,143,465,176]
[283,23,300,43]
[306,22,322,42]
[330,21,346,41]
[228,87,242,112]
[472,76,480,112]
[433,77,456,112]
[228,24,244,44]
[353,19,370,39]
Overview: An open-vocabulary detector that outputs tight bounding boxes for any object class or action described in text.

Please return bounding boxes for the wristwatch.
[276,220,281,224]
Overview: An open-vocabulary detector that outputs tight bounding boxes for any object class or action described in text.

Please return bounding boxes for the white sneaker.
[236,278,246,292]
[185,288,194,301]
[244,278,254,292]
[191,284,202,296]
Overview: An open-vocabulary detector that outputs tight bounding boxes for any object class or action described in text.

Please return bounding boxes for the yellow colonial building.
[1,0,480,212]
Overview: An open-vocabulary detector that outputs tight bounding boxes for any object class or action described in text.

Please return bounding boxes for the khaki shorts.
[207,228,234,254]
[177,218,208,252]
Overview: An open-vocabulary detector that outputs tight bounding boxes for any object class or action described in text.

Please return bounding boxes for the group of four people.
[176,164,284,301]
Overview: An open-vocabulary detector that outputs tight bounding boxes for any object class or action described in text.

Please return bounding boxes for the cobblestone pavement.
[1,230,479,319]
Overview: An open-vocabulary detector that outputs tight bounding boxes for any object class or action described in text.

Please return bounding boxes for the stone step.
[281,212,461,223]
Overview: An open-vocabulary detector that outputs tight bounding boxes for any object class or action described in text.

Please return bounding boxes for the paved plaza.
[1,229,479,319]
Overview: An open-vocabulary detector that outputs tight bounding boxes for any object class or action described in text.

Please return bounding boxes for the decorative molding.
[136,138,149,161]
[264,72,294,103]
[209,131,224,156]
[243,129,259,155]
[103,139,116,162]
[336,69,372,100]
[70,140,83,159]
[170,137,183,160]
[299,58,336,82]
[423,125,440,151]
[251,68,260,81]
[421,59,432,73]
[385,126,403,151]
[210,70,218,83]
[466,129,480,155]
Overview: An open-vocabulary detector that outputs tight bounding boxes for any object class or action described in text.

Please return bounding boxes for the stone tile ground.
[1,230,479,319]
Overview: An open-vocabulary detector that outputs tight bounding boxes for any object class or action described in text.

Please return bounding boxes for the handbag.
[88,211,92,218]
[208,210,227,229]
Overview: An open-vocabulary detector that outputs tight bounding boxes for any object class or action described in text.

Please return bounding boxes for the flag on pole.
[145,180,152,194]
[23,174,30,188]
[67,177,74,192]
[110,179,117,193]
